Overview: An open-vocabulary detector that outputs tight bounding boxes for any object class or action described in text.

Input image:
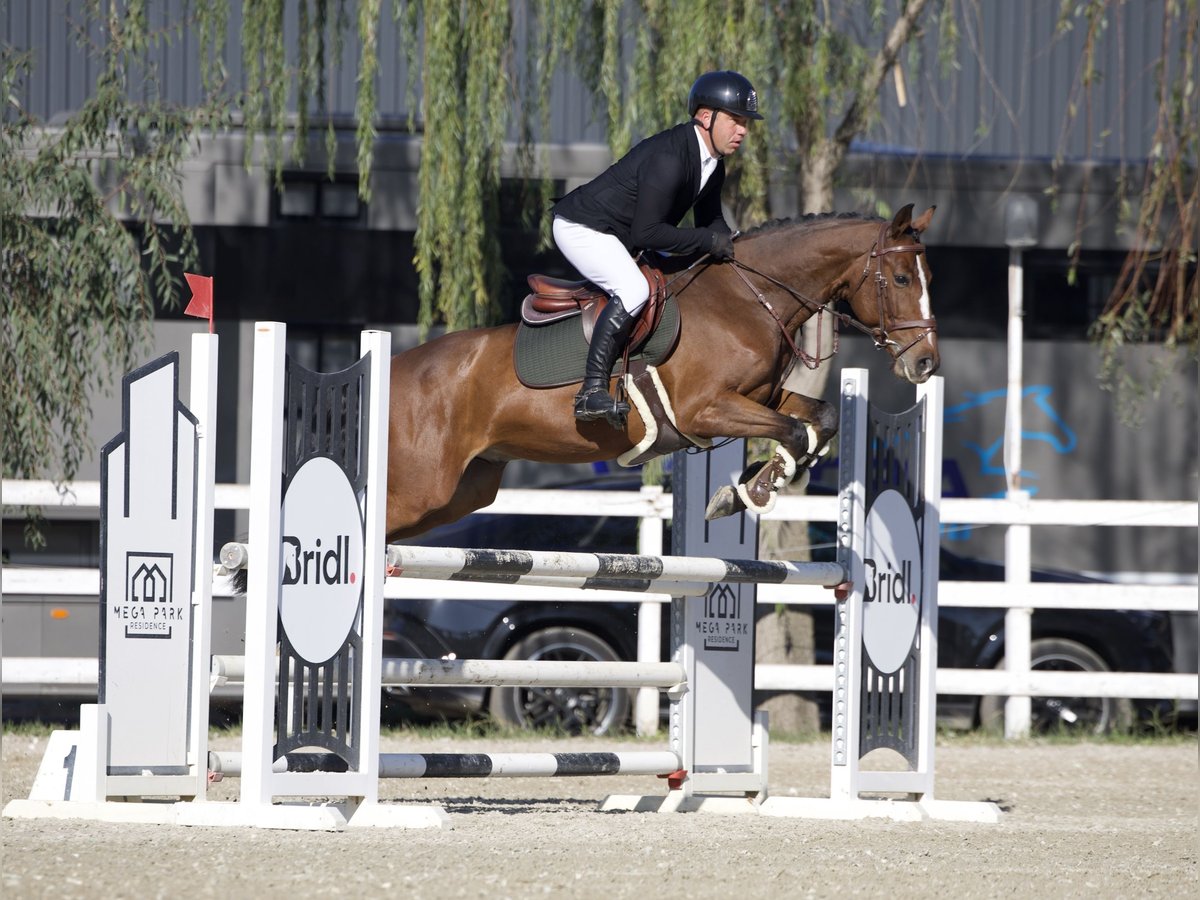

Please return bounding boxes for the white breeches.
[552,216,650,313]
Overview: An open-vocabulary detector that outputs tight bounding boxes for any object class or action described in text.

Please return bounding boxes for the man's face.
[700,108,750,156]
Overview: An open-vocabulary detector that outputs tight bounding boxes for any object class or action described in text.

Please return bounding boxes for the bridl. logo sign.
[860,489,922,674]
[278,456,365,664]
[282,534,356,586]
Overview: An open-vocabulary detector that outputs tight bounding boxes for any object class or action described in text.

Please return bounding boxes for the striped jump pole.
[207,750,682,780]
[384,545,847,589]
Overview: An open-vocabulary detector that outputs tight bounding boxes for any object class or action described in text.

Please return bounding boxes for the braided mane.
[738,211,880,239]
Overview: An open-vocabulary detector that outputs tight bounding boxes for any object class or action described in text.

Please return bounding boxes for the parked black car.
[382,476,1190,735]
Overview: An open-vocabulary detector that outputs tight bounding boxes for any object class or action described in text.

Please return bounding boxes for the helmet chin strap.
[692,112,724,159]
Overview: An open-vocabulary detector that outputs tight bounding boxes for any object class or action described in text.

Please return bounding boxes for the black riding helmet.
[687,70,764,121]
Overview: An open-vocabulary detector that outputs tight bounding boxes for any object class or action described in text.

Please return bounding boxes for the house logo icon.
[700,582,747,652]
[123,552,175,639]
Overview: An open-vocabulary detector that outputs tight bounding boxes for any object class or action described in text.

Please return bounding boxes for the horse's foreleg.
[684,393,820,520]
[775,392,838,488]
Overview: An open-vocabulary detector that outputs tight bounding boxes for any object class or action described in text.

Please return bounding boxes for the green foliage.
[514,1,583,245]
[242,0,288,178]
[1,3,218,497]
[355,0,382,189]
[1062,0,1200,416]
[411,0,512,334]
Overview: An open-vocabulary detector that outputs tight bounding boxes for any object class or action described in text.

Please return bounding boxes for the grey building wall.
[863,0,1172,163]
[5,0,1174,159]
[3,0,607,142]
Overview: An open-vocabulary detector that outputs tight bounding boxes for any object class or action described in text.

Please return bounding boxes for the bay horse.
[385,204,938,540]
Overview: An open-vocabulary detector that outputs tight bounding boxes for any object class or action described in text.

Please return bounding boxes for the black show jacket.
[553,122,731,255]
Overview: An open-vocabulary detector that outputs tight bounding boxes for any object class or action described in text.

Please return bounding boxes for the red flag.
[184,273,214,333]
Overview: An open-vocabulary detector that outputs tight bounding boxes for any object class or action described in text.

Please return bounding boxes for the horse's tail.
[216,540,249,597]
[228,568,248,596]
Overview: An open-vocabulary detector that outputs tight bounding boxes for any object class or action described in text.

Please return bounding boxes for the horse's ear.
[910,205,936,236]
[888,203,915,240]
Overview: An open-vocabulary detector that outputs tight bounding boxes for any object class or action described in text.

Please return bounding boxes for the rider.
[552,70,763,428]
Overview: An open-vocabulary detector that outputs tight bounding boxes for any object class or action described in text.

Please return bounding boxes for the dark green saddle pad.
[513,296,681,388]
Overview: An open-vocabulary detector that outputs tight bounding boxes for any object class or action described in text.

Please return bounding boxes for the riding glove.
[707,230,735,261]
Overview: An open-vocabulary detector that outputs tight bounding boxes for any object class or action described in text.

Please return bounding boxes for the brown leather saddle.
[521,260,669,353]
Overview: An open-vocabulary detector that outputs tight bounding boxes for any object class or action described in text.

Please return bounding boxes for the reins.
[659,251,836,410]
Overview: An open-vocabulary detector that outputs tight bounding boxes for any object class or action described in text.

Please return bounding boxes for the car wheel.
[488,627,631,736]
[979,637,1134,735]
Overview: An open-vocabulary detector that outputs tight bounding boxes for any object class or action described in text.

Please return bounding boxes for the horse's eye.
[894,273,911,287]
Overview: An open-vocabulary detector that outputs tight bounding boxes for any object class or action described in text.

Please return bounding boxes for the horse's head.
[843,204,940,384]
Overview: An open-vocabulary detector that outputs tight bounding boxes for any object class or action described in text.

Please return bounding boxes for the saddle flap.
[626,265,667,349]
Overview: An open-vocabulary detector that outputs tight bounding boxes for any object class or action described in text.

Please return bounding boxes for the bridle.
[852,219,938,358]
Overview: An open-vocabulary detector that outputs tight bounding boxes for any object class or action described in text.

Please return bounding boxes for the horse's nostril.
[916,356,937,377]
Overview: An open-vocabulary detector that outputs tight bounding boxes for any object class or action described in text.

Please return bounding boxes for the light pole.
[1002,195,1038,738]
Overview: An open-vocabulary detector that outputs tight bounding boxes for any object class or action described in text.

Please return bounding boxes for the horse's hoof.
[735,479,778,516]
[704,485,744,520]
[734,450,794,516]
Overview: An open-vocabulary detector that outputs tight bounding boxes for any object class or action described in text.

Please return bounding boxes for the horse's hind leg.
[386,457,507,540]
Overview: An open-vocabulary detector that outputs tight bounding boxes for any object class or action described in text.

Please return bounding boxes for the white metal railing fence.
[4,479,1197,737]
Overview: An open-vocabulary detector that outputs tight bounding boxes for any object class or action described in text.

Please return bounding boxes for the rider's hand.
[707,230,735,261]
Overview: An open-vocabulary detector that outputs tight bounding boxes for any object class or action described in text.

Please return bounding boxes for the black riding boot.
[574,300,637,429]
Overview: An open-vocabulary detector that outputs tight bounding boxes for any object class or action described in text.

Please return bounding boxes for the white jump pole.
[211,654,687,690]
